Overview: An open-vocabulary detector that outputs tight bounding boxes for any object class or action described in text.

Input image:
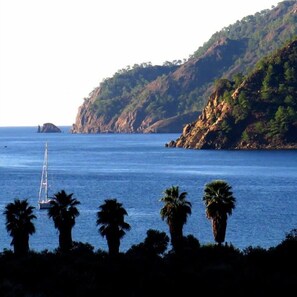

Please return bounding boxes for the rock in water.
[38,123,61,133]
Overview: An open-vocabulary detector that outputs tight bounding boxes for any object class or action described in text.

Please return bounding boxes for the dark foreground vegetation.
[0,230,296,297]
[1,183,296,296]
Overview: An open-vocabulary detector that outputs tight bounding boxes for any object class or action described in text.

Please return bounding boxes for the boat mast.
[38,142,48,202]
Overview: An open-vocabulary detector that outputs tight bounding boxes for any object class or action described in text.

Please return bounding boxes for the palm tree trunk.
[212,217,227,245]
[59,226,73,252]
[13,234,29,256]
[170,223,184,253]
[107,236,120,256]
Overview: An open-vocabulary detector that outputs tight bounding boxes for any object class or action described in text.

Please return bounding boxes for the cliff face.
[71,38,245,134]
[71,1,297,134]
[167,91,233,149]
[71,86,200,133]
[168,89,297,150]
[71,87,107,133]
[167,39,297,149]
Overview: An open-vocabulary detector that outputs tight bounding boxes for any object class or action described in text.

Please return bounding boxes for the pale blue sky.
[0,0,280,126]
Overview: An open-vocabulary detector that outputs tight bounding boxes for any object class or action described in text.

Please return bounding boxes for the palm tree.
[202,180,236,245]
[160,185,192,253]
[96,198,131,256]
[4,199,36,256]
[48,189,80,252]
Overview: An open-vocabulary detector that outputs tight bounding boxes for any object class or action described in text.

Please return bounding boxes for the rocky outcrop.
[71,86,200,134]
[71,1,297,134]
[38,123,61,133]
[166,90,234,149]
[71,38,246,134]
[166,39,297,150]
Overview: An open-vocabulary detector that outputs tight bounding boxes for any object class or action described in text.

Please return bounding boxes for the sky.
[0,0,281,127]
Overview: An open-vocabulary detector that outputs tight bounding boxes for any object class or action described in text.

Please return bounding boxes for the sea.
[0,126,296,253]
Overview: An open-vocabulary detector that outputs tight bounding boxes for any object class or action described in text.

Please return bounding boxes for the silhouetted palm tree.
[160,185,192,253]
[202,180,236,245]
[4,199,36,256]
[48,189,80,252]
[96,198,131,256]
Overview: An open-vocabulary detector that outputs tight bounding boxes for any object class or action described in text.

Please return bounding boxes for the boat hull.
[38,200,53,209]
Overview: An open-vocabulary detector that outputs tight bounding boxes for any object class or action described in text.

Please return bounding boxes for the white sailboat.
[38,142,53,209]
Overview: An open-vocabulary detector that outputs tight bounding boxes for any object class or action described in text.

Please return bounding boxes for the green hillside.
[168,38,297,149]
[72,1,297,134]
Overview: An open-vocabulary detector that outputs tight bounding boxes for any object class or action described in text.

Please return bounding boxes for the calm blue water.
[0,126,296,252]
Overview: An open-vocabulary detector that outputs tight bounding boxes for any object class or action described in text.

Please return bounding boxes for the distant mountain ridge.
[71,1,297,134]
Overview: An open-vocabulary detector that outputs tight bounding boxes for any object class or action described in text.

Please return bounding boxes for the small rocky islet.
[37,123,61,133]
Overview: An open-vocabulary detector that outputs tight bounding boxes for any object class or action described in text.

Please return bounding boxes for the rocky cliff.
[71,1,297,134]
[166,39,297,149]
[71,37,245,134]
